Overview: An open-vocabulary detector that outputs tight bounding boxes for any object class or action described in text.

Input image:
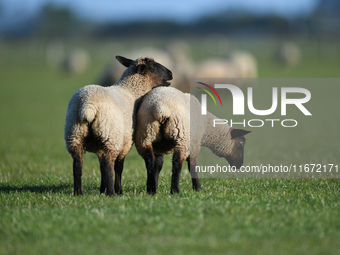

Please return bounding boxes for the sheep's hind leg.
[114,156,125,195]
[154,154,164,190]
[144,147,156,195]
[97,154,106,194]
[187,156,201,191]
[71,145,84,196]
[171,151,185,194]
[98,151,116,196]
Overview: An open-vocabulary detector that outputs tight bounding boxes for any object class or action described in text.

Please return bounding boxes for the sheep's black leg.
[114,156,125,195]
[99,152,115,196]
[187,156,201,191]
[72,148,83,196]
[97,154,106,194]
[154,154,164,189]
[144,147,156,195]
[171,151,184,194]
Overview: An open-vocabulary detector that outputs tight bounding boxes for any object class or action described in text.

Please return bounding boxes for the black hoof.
[147,186,156,195]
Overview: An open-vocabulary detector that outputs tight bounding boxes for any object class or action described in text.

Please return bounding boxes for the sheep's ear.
[116,56,133,67]
[136,64,147,75]
[231,129,251,139]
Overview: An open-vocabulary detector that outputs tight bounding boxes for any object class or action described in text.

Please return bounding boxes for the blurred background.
[0,0,339,92]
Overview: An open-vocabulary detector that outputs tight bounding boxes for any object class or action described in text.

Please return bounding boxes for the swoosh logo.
[196,82,223,106]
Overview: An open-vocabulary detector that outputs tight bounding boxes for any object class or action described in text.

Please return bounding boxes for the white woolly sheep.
[64,56,173,196]
[228,51,258,79]
[135,87,251,194]
[195,51,258,80]
[275,42,301,67]
[194,58,237,79]
[62,49,91,74]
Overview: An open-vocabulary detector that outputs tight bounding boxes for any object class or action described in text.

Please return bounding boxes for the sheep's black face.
[116,55,173,87]
[225,129,251,169]
[145,61,173,87]
[141,58,172,87]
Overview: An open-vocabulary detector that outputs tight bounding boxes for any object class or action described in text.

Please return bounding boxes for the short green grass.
[0,38,340,255]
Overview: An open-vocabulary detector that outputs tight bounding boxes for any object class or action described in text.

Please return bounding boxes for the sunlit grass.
[0,38,340,255]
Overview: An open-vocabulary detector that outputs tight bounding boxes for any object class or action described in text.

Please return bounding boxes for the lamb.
[64,56,173,196]
[135,87,251,194]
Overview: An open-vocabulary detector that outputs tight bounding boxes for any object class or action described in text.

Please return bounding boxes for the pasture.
[0,38,340,255]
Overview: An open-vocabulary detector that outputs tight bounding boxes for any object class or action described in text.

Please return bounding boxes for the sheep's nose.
[226,158,243,169]
[169,71,173,80]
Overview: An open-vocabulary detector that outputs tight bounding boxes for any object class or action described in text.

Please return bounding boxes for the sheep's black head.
[225,128,251,169]
[116,55,173,88]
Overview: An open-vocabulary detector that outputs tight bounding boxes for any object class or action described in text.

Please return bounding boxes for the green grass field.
[0,38,340,255]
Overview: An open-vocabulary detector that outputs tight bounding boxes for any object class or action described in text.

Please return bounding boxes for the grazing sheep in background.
[135,87,251,194]
[194,58,237,79]
[275,42,301,67]
[64,56,173,196]
[228,51,258,79]
[166,40,195,92]
[195,51,258,80]
[62,49,91,74]
[97,45,257,92]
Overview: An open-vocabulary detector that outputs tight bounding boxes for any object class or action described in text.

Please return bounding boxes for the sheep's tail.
[79,103,97,124]
[153,105,171,125]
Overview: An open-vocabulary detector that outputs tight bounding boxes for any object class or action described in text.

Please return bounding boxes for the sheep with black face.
[64,56,172,196]
[135,87,250,194]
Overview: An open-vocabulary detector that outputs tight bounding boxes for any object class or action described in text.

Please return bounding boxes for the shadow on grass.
[0,182,150,196]
[0,184,72,194]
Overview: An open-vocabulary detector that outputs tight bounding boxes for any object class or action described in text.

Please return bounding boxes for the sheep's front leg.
[187,156,201,191]
[171,151,185,194]
[72,147,83,196]
[114,156,125,195]
[99,152,116,196]
[144,147,156,195]
[154,154,164,189]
